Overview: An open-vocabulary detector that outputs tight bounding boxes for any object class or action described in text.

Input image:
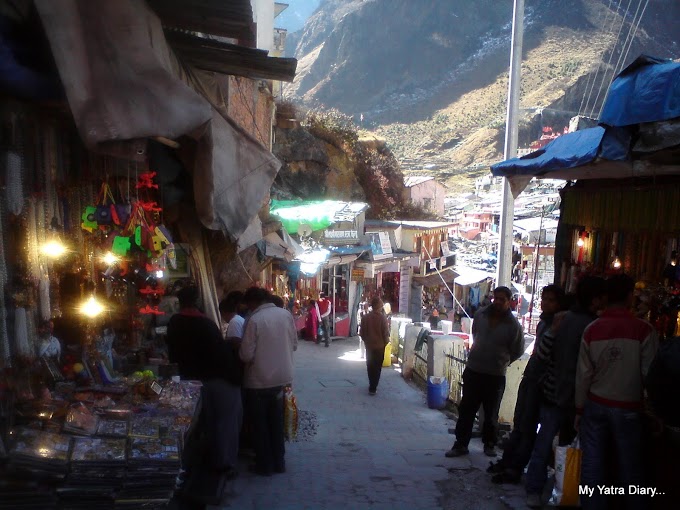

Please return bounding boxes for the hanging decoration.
[6,151,24,216]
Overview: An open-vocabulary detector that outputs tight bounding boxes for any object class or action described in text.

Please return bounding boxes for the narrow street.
[212,338,526,510]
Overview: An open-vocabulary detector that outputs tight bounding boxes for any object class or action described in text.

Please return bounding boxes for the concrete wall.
[251,0,274,51]
[407,180,446,217]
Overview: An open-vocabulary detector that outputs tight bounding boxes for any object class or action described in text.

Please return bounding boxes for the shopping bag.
[283,386,298,441]
[549,437,582,507]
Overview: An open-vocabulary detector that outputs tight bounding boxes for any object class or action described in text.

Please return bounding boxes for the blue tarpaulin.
[600,55,680,127]
[490,126,630,177]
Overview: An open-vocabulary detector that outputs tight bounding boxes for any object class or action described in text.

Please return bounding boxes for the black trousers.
[245,386,285,474]
[499,375,541,472]
[366,347,384,392]
[454,367,506,447]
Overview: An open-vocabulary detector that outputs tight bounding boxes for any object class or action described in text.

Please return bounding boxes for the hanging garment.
[5,151,23,216]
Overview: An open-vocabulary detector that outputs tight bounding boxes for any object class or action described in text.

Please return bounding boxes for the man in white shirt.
[220,291,245,340]
[240,287,298,476]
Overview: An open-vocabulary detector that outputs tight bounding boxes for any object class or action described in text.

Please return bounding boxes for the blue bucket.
[427,377,448,409]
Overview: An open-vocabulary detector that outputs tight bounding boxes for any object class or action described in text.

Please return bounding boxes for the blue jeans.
[525,404,566,494]
[580,399,646,510]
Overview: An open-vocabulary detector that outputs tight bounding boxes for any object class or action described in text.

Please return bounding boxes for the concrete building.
[403,176,447,217]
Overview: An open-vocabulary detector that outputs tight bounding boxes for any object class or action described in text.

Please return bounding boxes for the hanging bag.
[549,436,582,507]
[283,386,298,441]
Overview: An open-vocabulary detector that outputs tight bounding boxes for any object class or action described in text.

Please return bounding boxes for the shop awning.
[454,266,495,287]
[490,126,631,197]
[412,268,459,287]
[270,200,368,235]
[600,55,680,127]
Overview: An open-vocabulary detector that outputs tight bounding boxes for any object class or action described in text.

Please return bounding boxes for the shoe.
[274,466,286,474]
[486,460,504,474]
[444,444,469,458]
[248,464,272,477]
[526,493,542,508]
[368,389,376,395]
[483,445,498,457]
[490,470,521,485]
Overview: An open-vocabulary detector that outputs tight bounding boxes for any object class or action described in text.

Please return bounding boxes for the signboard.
[324,229,359,244]
[441,241,452,257]
[399,266,411,313]
[351,268,365,281]
[367,231,393,260]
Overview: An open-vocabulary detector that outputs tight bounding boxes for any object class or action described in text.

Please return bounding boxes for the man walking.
[359,297,390,395]
[317,292,332,347]
[575,274,658,510]
[445,286,524,458]
[240,287,298,476]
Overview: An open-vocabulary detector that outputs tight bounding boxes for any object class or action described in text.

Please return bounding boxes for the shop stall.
[0,101,204,509]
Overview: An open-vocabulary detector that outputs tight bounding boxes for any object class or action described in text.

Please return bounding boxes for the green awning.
[270,200,368,235]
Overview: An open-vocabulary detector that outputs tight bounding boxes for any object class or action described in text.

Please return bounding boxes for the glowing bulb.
[155,270,164,278]
[612,256,622,270]
[40,240,68,258]
[79,297,105,318]
[102,252,119,266]
[576,238,584,247]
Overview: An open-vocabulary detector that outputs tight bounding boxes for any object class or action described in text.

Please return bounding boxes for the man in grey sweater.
[445,286,524,458]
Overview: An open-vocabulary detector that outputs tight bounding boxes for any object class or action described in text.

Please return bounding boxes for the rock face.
[273,126,365,200]
[286,0,680,190]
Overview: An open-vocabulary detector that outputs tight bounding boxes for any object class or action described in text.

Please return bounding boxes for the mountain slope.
[285,0,680,192]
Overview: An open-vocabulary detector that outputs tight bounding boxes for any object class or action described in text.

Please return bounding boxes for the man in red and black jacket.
[317,292,332,347]
[575,274,658,510]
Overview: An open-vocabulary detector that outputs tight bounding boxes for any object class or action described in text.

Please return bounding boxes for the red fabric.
[317,298,330,316]
[584,308,653,344]
[305,308,318,341]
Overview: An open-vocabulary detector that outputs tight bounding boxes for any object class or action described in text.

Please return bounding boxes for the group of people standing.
[445,274,659,509]
[165,285,298,480]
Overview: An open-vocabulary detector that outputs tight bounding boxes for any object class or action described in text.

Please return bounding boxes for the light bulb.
[40,239,68,258]
[102,252,119,266]
[576,238,584,248]
[612,256,622,270]
[155,270,164,278]
[79,297,105,318]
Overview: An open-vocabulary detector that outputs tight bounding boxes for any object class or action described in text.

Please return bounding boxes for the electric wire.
[578,0,616,116]
[597,0,650,119]
[583,0,631,117]
[590,0,642,117]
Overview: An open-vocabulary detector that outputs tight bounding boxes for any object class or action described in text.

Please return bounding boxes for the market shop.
[0,0,297,506]
[491,55,680,505]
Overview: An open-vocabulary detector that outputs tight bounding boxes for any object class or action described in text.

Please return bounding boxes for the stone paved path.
[212,337,526,510]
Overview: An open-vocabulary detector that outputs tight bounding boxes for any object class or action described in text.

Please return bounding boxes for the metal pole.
[496,0,525,288]
[527,208,545,323]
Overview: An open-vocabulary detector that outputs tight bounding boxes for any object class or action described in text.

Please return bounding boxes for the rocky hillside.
[284,0,680,192]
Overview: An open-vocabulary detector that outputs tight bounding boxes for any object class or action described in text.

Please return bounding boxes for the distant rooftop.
[365,219,456,230]
[404,175,434,187]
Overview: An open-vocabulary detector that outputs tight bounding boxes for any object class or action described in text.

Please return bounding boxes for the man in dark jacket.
[167,286,242,478]
[489,284,565,484]
[359,297,390,395]
[445,286,524,458]
[525,276,606,508]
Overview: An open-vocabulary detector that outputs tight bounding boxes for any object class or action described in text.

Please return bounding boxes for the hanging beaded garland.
[5,150,24,216]
[0,195,10,368]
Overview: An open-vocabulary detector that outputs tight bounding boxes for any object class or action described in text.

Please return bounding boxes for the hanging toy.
[81,206,97,232]
[136,172,159,189]
[139,304,164,315]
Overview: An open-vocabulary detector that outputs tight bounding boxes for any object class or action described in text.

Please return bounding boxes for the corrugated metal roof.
[404,175,434,187]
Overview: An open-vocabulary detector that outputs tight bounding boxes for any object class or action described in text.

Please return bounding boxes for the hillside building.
[403,176,447,217]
